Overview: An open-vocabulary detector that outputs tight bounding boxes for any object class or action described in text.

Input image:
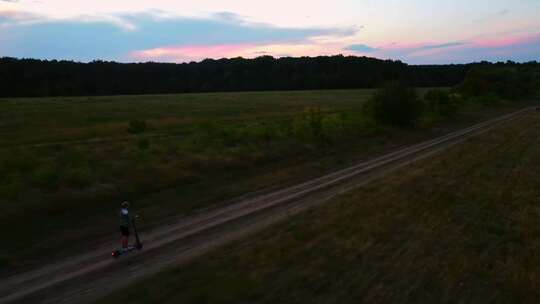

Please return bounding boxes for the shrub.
[59,148,86,167]
[305,107,324,139]
[137,138,151,150]
[127,120,147,134]
[364,82,423,127]
[31,164,60,189]
[193,122,218,146]
[4,150,38,175]
[292,107,326,142]
[251,122,284,145]
[0,175,24,200]
[476,92,501,105]
[424,89,459,117]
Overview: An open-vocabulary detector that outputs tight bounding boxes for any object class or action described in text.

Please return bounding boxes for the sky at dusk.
[0,0,539,64]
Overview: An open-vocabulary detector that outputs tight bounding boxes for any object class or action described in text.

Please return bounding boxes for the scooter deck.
[111,243,143,258]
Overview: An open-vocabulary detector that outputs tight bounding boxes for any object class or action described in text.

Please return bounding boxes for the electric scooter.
[112,216,143,258]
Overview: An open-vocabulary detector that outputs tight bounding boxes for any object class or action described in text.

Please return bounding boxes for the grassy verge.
[100,112,540,304]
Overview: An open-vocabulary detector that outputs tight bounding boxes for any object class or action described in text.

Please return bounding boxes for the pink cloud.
[473,33,540,48]
[352,32,540,62]
[131,44,256,62]
[131,42,352,62]
[371,33,540,64]
[131,31,540,64]
[377,42,423,50]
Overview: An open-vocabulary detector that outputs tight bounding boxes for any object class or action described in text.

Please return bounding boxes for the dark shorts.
[120,226,130,237]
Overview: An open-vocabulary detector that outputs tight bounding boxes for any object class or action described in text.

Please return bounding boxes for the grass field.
[0,88,529,273]
[0,89,379,269]
[99,111,540,304]
[0,90,375,146]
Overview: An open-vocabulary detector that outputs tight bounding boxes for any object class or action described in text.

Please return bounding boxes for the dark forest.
[0,55,537,98]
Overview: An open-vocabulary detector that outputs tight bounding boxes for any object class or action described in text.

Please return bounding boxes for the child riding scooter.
[112,201,143,258]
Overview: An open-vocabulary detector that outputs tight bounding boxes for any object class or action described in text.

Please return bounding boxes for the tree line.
[364,63,540,127]
[0,55,537,98]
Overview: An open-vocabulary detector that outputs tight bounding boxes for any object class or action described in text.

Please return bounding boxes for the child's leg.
[120,226,129,249]
[121,236,128,249]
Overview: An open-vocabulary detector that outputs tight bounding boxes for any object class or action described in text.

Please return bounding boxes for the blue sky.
[0,0,539,64]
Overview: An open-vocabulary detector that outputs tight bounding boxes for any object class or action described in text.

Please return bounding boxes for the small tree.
[365,82,422,127]
[292,107,326,143]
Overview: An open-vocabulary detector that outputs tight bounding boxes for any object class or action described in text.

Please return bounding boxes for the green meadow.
[1,89,377,270]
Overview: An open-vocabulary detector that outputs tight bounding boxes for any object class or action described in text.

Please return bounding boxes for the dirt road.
[0,107,534,304]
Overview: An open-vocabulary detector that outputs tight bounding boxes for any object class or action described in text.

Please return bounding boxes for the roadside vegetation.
[1,65,538,273]
[99,110,540,304]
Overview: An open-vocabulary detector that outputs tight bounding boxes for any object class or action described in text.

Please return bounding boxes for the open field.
[0,90,375,146]
[99,110,540,304]
[0,89,531,275]
[0,90,368,266]
[1,89,428,272]
[1,107,530,304]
